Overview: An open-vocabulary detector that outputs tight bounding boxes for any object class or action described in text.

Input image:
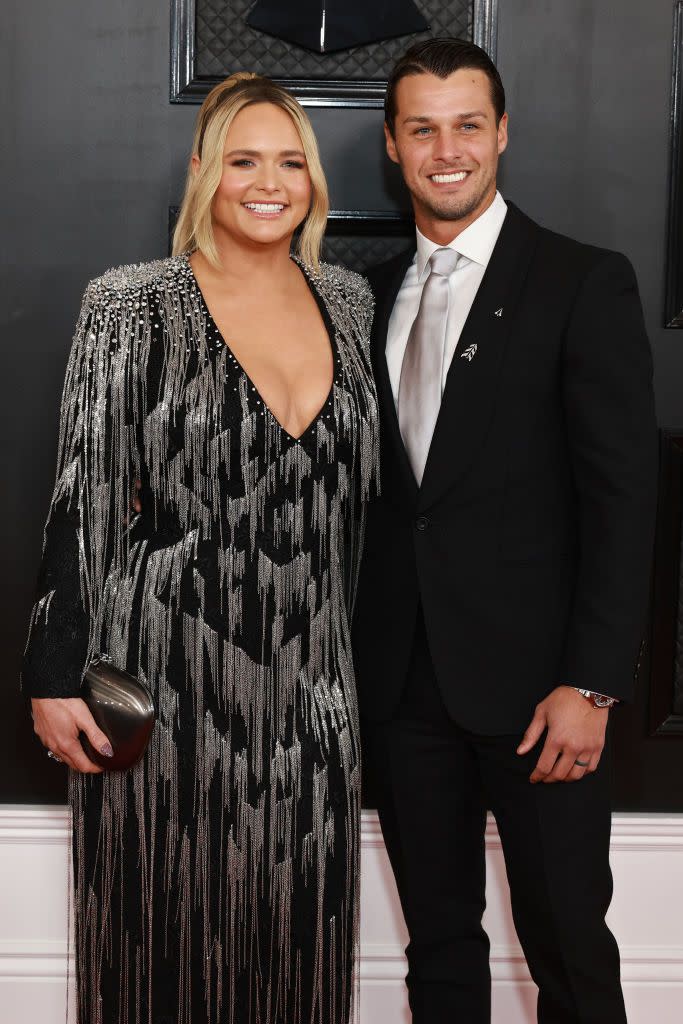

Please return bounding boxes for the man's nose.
[431,132,464,163]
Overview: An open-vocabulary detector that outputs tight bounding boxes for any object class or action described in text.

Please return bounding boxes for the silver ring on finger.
[47,750,63,763]
[574,758,590,767]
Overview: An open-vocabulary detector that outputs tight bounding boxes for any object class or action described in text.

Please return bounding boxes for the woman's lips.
[242,202,287,218]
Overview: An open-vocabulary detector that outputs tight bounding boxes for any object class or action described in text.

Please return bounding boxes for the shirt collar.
[414,191,508,281]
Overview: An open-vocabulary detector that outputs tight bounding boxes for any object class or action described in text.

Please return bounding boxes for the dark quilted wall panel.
[323,234,411,271]
[196,0,473,80]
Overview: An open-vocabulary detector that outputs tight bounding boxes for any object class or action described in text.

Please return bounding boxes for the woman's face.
[208,102,312,252]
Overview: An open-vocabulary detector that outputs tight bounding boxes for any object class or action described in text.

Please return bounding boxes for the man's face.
[386,68,508,236]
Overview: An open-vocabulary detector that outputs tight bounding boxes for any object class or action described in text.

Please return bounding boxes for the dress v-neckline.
[186,253,338,443]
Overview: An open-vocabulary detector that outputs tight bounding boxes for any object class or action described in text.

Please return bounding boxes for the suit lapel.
[418,203,540,509]
[369,249,419,501]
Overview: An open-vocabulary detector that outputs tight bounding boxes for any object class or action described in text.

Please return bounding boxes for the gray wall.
[2,0,680,803]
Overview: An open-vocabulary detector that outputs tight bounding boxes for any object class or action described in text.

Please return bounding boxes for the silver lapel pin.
[494,307,503,317]
[461,343,478,362]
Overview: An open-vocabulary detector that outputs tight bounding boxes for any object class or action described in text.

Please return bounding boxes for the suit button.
[415,516,429,531]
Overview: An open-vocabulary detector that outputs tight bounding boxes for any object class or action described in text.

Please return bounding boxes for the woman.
[23,73,378,1024]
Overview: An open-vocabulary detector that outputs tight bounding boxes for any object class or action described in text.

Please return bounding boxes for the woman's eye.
[283,161,305,169]
[232,159,255,167]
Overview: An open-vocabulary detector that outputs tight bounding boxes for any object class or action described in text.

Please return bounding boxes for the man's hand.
[516,685,609,783]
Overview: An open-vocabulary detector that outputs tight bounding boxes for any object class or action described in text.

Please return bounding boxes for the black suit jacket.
[352,201,658,734]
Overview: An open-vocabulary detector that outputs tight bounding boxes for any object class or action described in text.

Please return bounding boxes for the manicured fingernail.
[100,743,114,758]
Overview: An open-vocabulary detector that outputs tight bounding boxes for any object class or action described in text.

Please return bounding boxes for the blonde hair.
[173,73,329,272]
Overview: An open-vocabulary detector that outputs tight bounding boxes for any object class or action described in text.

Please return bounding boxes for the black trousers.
[362,613,626,1024]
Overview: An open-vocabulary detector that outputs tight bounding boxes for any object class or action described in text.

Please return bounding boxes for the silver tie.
[398,247,460,484]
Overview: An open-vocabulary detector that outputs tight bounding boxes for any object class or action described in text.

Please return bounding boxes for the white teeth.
[431,172,468,183]
[244,203,285,213]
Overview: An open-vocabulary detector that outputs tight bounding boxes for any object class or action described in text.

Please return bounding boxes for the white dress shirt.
[386,191,508,406]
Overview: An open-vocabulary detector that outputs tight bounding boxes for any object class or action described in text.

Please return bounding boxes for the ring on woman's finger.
[574,758,590,767]
[47,750,63,763]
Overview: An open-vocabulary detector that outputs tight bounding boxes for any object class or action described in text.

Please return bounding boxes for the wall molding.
[360,808,683,852]
[7,804,683,850]
[357,942,683,984]
[2,937,683,985]
[2,805,683,990]
[0,805,70,845]
[0,940,72,980]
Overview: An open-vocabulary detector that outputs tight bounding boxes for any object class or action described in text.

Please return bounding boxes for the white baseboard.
[1,805,683,1023]
[0,940,72,980]
[357,941,683,983]
[360,808,683,852]
[3,939,681,985]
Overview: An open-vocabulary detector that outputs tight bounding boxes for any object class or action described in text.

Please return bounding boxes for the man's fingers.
[517,708,546,755]
[541,751,578,783]
[539,747,601,784]
[561,750,596,783]
[529,738,561,782]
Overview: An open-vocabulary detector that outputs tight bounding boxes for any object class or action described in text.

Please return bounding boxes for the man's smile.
[428,171,470,184]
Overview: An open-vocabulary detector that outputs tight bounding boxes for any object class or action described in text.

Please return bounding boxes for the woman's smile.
[242,200,288,218]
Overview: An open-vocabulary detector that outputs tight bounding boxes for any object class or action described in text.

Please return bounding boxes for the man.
[353,37,658,1023]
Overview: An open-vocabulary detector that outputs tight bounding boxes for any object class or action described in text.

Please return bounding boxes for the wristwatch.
[573,687,618,709]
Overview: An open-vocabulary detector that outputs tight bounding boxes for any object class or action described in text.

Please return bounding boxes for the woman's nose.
[256,167,282,193]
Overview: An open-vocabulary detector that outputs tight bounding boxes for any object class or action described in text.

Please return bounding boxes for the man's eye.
[461,124,477,131]
[414,127,432,136]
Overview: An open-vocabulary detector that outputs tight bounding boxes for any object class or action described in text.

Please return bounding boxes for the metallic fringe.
[32,253,378,1024]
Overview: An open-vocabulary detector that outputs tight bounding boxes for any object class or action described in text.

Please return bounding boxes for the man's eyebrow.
[402,111,489,124]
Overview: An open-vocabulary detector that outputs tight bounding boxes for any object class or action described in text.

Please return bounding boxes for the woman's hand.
[31,697,113,773]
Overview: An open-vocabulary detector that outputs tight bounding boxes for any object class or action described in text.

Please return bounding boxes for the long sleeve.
[559,251,658,701]
[22,282,138,698]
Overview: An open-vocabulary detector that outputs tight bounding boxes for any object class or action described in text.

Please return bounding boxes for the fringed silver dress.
[22,253,378,1024]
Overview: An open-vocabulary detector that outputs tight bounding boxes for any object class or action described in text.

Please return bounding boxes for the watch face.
[592,694,614,707]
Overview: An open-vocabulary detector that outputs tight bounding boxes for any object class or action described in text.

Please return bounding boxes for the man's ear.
[497,113,509,156]
[384,122,400,165]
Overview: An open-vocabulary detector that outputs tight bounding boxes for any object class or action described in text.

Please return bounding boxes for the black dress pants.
[362,613,626,1024]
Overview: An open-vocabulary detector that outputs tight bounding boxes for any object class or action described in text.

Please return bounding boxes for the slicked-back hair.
[385,38,506,135]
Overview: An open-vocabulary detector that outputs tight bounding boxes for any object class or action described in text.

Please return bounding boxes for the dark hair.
[385,38,506,135]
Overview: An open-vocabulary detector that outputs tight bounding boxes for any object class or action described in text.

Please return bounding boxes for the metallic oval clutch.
[80,657,155,771]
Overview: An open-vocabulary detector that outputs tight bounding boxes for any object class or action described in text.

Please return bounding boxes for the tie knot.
[428,247,459,278]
